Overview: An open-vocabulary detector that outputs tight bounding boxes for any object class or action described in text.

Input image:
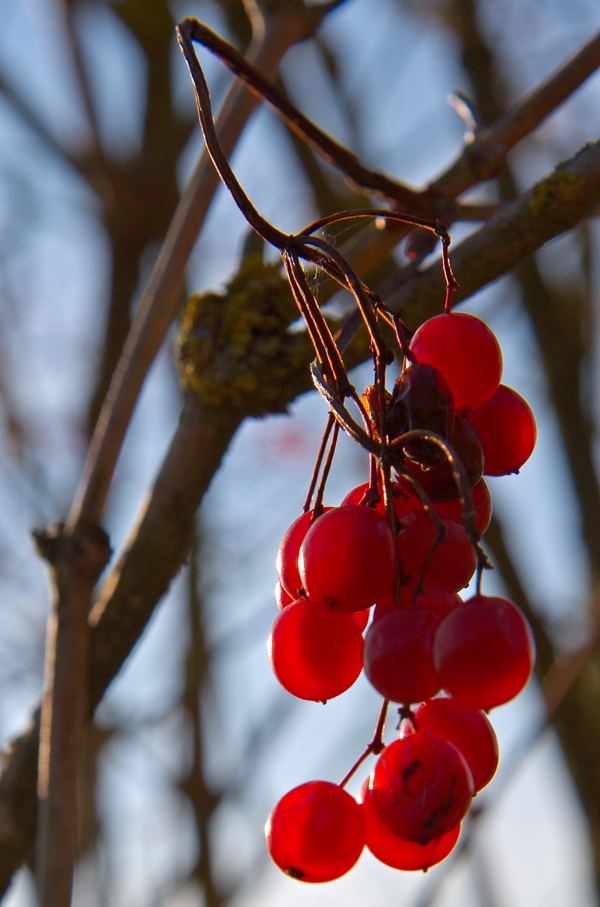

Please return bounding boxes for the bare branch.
[67,7,316,531]
[431,29,600,197]
[51,0,104,158]
[387,141,600,326]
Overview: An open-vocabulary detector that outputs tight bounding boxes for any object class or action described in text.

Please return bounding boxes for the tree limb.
[386,141,600,326]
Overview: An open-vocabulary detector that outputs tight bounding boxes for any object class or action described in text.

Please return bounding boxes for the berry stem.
[390,429,478,543]
[339,699,389,789]
[303,413,335,514]
[283,252,350,394]
[313,421,340,515]
[439,229,459,313]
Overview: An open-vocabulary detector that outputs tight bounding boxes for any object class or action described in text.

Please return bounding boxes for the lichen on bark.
[176,254,311,416]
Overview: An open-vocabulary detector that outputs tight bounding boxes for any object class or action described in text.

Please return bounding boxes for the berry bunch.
[266,310,536,882]
[174,23,537,888]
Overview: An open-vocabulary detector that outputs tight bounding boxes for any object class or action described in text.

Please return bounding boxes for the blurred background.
[1,0,600,904]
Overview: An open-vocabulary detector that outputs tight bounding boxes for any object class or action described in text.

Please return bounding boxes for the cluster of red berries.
[265,311,537,882]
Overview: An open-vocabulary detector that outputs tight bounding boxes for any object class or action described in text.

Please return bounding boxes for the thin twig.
[67,10,311,531]
[53,0,104,159]
[339,699,389,789]
[432,29,600,197]
[303,413,336,513]
[387,141,600,326]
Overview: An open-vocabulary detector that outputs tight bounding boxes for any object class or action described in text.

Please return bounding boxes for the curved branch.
[67,8,316,531]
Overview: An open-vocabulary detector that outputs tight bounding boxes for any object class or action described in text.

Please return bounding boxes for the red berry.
[403,698,499,791]
[466,385,537,476]
[398,511,476,592]
[265,781,365,882]
[268,598,364,702]
[275,579,294,610]
[369,733,474,843]
[276,509,330,599]
[409,313,503,411]
[359,781,461,870]
[434,478,492,536]
[374,587,461,622]
[299,505,396,613]
[433,595,535,709]
[364,608,441,703]
[342,479,420,522]
[352,607,371,632]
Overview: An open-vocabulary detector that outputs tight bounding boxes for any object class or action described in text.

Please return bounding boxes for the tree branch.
[431,29,600,197]
[51,0,104,160]
[386,141,600,326]
[67,3,341,532]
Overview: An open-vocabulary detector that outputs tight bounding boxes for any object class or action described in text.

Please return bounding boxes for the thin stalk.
[303,414,336,514]
[313,421,340,514]
[339,699,389,789]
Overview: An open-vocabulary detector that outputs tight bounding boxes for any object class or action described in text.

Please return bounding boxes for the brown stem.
[177,19,288,249]
[284,253,351,393]
[298,234,390,361]
[313,420,340,513]
[309,361,378,452]
[339,699,389,788]
[33,525,111,906]
[176,18,422,210]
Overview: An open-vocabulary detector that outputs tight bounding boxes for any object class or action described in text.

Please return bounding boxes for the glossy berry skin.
[342,479,420,522]
[364,608,441,703]
[359,781,461,871]
[268,599,363,702]
[434,479,492,536]
[466,385,537,476]
[402,698,499,791]
[276,509,330,599]
[275,580,294,610]
[403,415,484,501]
[409,312,503,411]
[397,511,476,592]
[299,505,396,613]
[265,781,365,882]
[374,587,461,622]
[352,608,371,632]
[433,595,535,709]
[369,733,474,843]
[275,580,369,629]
